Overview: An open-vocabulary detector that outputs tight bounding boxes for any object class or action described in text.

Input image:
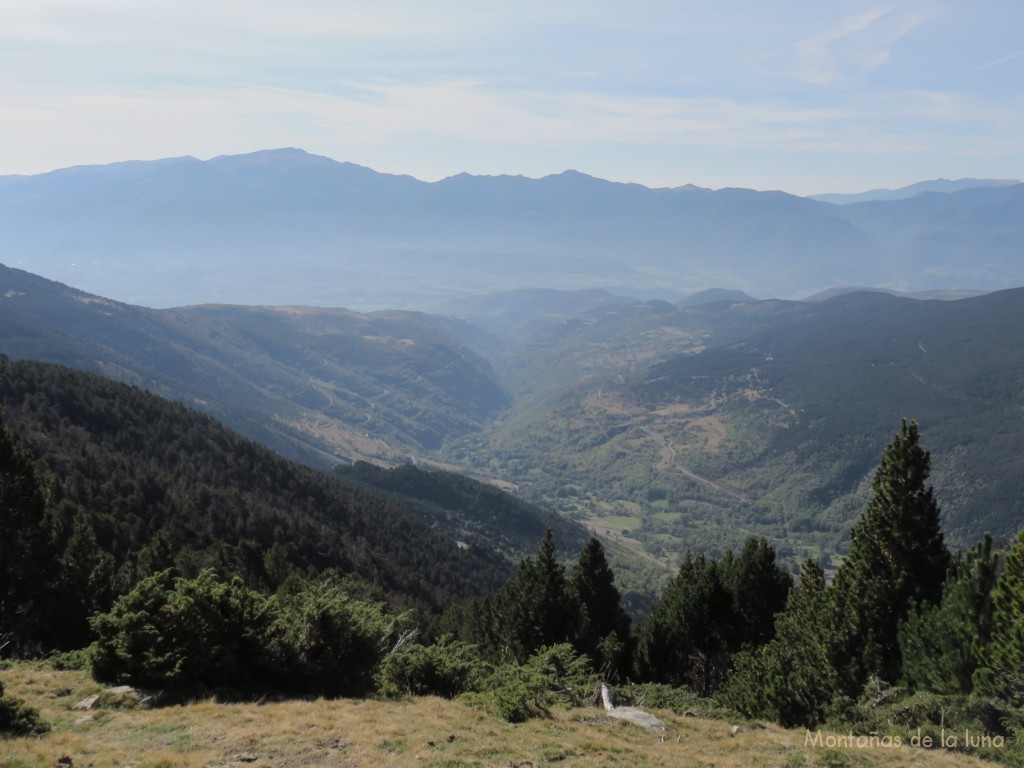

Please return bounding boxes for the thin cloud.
[968,48,1024,72]
[761,5,932,85]
[7,76,1018,179]
[0,2,1019,190]
[796,7,892,83]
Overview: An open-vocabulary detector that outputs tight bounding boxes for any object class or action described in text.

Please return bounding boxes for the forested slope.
[634,289,1024,544]
[0,356,519,647]
[333,461,589,559]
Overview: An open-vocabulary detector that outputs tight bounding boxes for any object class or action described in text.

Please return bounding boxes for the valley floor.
[1,666,1005,768]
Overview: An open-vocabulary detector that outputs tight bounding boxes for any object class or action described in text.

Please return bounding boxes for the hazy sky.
[2,1,1022,194]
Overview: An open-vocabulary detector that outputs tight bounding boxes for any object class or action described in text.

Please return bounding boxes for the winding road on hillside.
[640,425,750,503]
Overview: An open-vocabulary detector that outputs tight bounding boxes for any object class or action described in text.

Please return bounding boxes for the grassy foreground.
[1,665,1004,768]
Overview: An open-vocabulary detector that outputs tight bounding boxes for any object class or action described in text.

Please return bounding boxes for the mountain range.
[3,262,1024,572]
[3,149,1024,308]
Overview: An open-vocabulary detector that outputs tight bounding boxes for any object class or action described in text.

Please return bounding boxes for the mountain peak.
[209,147,357,168]
[223,147,311,159]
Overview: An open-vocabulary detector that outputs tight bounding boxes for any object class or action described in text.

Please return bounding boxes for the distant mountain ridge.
[3,148,1023,308]
[677,288,757,307]
[801,286,987,302]
[810,178,1021,205]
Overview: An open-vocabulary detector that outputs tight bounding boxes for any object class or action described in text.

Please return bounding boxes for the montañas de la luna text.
[805,729,1007,750]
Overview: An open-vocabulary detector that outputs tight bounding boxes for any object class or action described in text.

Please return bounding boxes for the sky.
[1,1,1022,195]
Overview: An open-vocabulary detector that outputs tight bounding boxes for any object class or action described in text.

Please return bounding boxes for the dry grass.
[1,666,1007,768]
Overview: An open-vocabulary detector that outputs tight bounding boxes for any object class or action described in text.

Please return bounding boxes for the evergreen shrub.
[0,682,49,736]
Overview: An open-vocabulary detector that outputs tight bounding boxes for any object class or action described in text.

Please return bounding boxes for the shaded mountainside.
[444,292,801,403]
[332,462,589,560]
[0,263,508,467]
[0,356,524,619]
[5,149,1024,308]
[430,288,643,341]
[328,460,663,610]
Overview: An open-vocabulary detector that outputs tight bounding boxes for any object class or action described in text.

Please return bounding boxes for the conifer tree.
[723,559,838,728]
[636,552,734,695]
[492,530,578,662]
[0,411,56,653]
[900,534,998,695]
[570,538,632,677]
[974,530,1024,702]
[830,419,951,691]
[720,537,793,649]
[47,512,117,650]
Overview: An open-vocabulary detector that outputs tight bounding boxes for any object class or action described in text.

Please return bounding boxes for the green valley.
[4,262,1024,574]
[441,289,1024,568]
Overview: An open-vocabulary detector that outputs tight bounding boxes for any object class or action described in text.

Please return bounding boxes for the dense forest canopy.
[0,355,522,650]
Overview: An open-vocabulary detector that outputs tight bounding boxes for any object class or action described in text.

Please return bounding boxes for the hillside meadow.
[0,665,1004,768]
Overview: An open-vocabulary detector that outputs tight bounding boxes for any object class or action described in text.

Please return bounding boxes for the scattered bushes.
[90,569,397,697]
[89,570,598,724]
[613,682,734,719]
[462,644,596,723]
[263,580,396,696]
[377,637,489,699]
[90,569,268,691]
[0,681,48,736]
[820,684,1022,764]
[378,640,596,722]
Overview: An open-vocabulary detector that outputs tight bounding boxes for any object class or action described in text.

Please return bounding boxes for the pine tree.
[0,411,57,653]
[900,534,998,695]
[974,530,1024,702]
[636,552,734,695]
[830,419,951,691]
[723,559,839,728]
[570,538,632,677]
[492,530,578,662]
[720,537,793,650]
[47,512,117,650]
